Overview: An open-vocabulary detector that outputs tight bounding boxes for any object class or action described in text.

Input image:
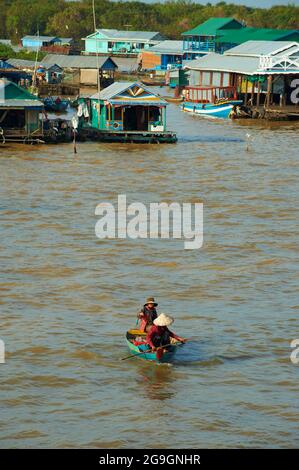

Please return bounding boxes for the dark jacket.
[138,306,157,331]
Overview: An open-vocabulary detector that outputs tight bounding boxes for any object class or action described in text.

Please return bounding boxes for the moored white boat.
[181,100,243,119]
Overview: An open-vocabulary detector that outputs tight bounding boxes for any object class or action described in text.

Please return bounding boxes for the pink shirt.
[146,324,181,348]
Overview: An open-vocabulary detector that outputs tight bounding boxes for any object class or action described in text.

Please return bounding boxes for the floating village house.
[21,36,74,54]
[0,59,32,84]
[83,29,164,55]
[41,54,118,87]
[6,55,118,88]
[78,81,176,143]
[0,78,43,141]
[141,40,186,71]
[182,17,299,57]
[183,41,299,115]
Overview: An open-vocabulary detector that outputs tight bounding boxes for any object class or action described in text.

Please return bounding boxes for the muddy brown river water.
[0,101,299,448]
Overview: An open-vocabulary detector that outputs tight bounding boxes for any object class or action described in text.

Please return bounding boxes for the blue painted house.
[21,35,61,50]
[182,17,243,58]
[182,17,299,57]
[83,29,164,55]
[142,40,186,71]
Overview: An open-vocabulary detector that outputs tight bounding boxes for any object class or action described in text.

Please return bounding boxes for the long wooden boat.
[141,79,165,87]
[181,100,243,119]
[125,330,178,363]
[164,96,184,104]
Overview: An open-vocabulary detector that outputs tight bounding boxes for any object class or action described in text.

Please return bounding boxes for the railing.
[185,85,237,103]
[258,54,299,71]
[183,41,216,52]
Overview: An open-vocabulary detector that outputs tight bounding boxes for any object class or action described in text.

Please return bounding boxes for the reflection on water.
[0,98,299,448]
[135,362,176,401]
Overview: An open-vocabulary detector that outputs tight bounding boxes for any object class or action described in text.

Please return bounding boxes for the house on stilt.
[0,78,44,143]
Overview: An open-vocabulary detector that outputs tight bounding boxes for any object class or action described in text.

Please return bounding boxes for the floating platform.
[81,127,177,144]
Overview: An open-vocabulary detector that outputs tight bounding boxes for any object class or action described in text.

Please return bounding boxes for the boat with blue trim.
[181,99,243,118]
[125,330,179,363]
[181,85,242,119]
[43,97,69,113]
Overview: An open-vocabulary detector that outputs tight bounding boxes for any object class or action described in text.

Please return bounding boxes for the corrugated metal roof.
[148,40,184,55]
[182,18,243,36]
[41,54,118,69]
[216,28,299,45]
[0,99,43,108]
[184,53,260,75]
[112,57,139,72]
[6,58,40,68]
[6,58,62,71]
[184,50,299,75]
[226,40,299,57]
[89,29,162,42]
[91,81,167,105]
[91,81,138,99]
[22,35,59,42]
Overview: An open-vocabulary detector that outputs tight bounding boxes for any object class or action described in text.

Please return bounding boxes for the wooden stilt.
[256,80,261,108]
[251,81,255,106]
[266,75,272,109]
[244,78,248,105]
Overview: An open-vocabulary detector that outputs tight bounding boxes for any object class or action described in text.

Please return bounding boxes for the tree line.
[1,0,299,45]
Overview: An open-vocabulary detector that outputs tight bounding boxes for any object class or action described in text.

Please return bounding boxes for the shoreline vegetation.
[0,1,298,56]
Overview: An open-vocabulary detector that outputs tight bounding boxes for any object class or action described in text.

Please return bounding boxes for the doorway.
[123,106,148,131]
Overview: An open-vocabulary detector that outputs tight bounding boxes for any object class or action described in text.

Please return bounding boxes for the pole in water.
[71,115,79,155]
[73,129,77,154]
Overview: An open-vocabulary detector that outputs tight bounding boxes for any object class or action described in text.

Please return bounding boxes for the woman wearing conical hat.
[138,297,158,332]
[146,313,187,351]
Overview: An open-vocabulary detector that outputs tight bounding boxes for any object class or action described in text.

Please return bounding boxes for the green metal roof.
[0,78,40,102]
[182,17,242,37]
[216,28,299,44]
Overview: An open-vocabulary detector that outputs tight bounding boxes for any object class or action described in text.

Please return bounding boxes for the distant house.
[36,64,64,84]
[83,29,164,55]
[0,78,43,140]
[41,54,118,86]
[141,40,185,71]
[0,60,32,84]
[21,36,61,50]
[21,36,74,54]
[182,17,243,57]
[182,17,299,56]
[183,41,299,108]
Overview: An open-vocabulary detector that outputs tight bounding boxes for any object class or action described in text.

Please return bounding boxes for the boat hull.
[44,99,69,113]
[81,128,177,144]
[181,100,242,119]
[126,331,177,363]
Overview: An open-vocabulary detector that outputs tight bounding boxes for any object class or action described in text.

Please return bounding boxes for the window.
[114,107,122,120]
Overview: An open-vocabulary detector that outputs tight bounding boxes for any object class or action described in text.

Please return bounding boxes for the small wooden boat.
[43,97,69,112]
[141,79,165,87]
[125,329,179,363]
[164,96,183,104]
[181,100,243,119]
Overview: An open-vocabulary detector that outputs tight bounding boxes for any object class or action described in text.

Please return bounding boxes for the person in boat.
[146,313,186,351]
[138,297,158,332]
